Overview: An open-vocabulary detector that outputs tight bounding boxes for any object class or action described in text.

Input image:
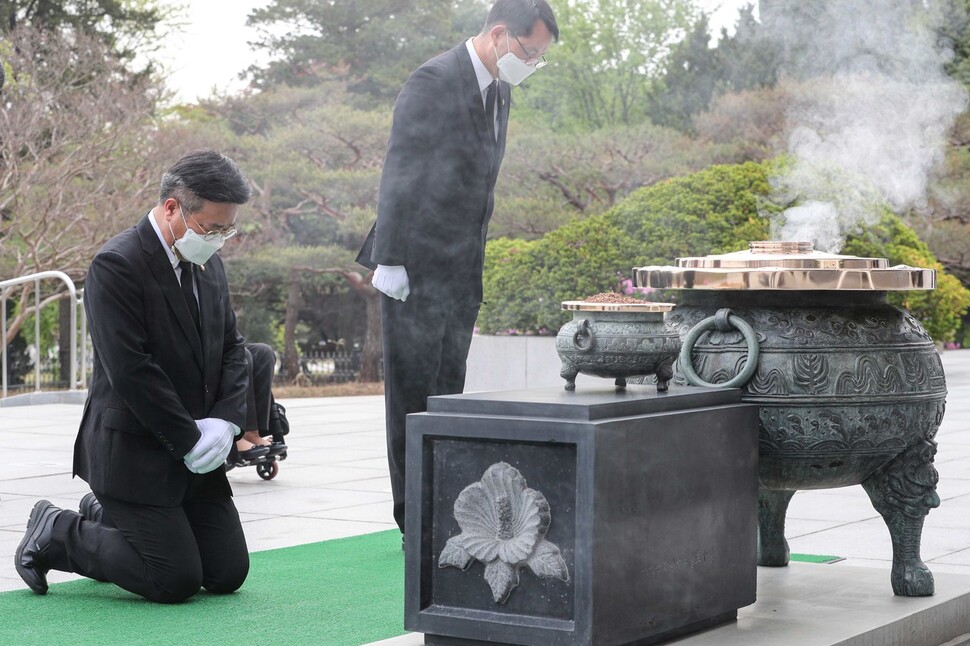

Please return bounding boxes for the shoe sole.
[15,500,54,595]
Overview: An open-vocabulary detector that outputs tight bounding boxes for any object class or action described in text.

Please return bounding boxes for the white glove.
[372,264,410,302]
[183,418,236,474]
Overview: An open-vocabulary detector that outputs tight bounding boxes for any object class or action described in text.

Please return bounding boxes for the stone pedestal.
[404,386,760,646]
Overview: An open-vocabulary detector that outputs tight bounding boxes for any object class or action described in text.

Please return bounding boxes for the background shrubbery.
[479,161,970,342]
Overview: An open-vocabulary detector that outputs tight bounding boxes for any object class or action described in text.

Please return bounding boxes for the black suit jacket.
[74,215,248,506]
[357,42,510,304]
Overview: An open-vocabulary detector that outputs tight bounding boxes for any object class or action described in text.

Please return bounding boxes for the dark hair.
[158,150,251,213]
[484,0,559,42]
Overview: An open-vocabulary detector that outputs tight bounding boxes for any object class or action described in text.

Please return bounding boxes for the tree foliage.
[647,4,779,132]
[941,0,970,85]
[842,214,970,343]
[513,0,697,132]
[909,59,970,306]
[715,4,779,93]
[479,161,970,342]
[190,84,388,381]
[4,0,969,386]
[491,119,733,238]
[223,244,355,378]
[0,0,170,72]
[691,83,788,162]
[0,25,161,343]
[245,0,487,104]
[646,14,720,132]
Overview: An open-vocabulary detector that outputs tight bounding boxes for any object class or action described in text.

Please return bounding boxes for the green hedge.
[841,216,970,342]
[479,161,970,342]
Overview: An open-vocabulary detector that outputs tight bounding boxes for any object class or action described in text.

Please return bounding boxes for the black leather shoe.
[15,500,63,595]
[79,492,103,524]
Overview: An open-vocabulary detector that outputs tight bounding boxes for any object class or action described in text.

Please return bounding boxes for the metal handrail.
[1,271,79,398]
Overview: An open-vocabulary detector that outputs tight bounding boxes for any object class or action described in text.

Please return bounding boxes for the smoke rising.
[764,0,968,252]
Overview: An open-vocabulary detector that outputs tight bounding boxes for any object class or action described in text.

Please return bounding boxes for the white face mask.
[169,205,225,266]
[495,32,538,86]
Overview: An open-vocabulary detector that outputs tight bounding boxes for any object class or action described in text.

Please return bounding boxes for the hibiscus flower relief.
[438,462,570,604]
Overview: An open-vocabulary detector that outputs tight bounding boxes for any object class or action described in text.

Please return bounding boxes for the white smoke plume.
[764,0,968,252]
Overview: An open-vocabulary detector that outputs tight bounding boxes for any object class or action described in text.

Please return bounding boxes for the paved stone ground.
[0,395,395,592]
[2,350,969,602]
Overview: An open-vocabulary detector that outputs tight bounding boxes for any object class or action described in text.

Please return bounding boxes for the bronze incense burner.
[635,241,945,596]
[556,301,680,391]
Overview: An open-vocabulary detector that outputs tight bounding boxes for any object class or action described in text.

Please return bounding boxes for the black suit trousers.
[244,342,277,434]
[48,490,249,603]
[381,291,479,533]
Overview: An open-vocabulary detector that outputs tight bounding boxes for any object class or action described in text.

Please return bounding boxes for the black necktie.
[485,81,497,142]
[178,261,200,331]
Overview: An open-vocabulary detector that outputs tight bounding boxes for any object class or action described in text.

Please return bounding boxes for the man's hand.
[372,264,410,301]
[183,418,235,474]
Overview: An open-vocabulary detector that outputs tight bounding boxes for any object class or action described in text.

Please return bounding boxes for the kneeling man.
[15,150,252,603]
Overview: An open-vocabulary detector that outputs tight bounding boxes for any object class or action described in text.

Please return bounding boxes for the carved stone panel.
[438,462,569,604]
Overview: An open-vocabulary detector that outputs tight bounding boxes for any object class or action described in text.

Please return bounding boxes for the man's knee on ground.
[203,559,249,595]
[146,570,204,604]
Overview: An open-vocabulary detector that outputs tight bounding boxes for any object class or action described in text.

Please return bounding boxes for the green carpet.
[0,532,848,645]
[0,529,405,646]
[790,552,845,564]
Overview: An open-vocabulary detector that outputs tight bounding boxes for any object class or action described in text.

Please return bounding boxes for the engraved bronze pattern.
[652,271,946,597]
[556,308,681,391]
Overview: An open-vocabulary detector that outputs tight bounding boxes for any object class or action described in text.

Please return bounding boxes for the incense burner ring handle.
[680,308,760,389]
[572,318,595,353]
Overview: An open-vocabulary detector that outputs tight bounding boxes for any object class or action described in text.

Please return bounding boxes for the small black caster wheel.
[257,461,279,480]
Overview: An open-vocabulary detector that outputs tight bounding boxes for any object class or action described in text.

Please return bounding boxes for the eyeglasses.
[181,205,238,242]
[195,222,238,243]
[510,31,547,69]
